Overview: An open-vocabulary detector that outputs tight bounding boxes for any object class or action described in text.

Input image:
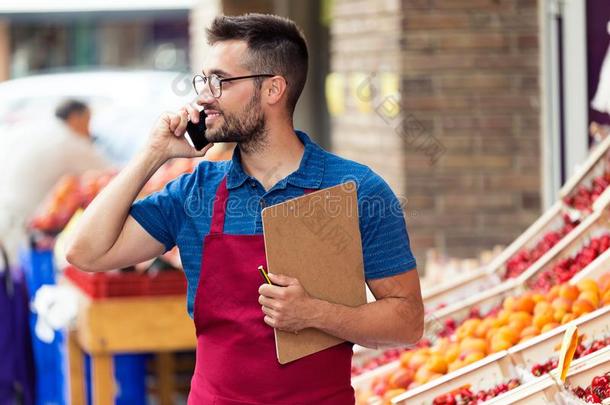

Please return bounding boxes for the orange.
[519,334,536,343]
[431,337,450,354]
[496,310,511,326]
[533,310,554,330]
[548,285,561,301]
[456,319,481,340]
[495,326,520,344]
[554,308,568,323]
[460,337,488,354]
[388,368,414,389]
[503,296,518,312]
[490,337,512,353]
[572,299,595,317]
[516,295,536,313]
[509,311,533,327]
[577,278,600,296]
[561,313,577,324]
[425,354,448,374]
[463,351,485,365]
[407,351,429,370]
[534,301,552,316]
[474,318,493,339]
[551,297,572,312]
[559,284,580,302]
[444,344,461,364]
[577,291,599,308]
[598,273,610,293]
[383,388,407,402]
[540,322,560,333]
[520,325,540,338]
[448,359,464,373]
[601,289,610,306]
[486,326,499,341]
[414,366,440,384]
[399,351,414,368]
[531,293,546,303]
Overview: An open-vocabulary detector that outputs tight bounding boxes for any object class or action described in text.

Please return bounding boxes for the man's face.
[198,40,266,151]
[67,108,91,138]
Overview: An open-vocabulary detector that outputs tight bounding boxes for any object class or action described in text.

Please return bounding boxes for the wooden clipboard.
[261,181,366,364]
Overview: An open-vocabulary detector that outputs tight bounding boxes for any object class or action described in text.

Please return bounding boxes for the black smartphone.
[185,110,209,151]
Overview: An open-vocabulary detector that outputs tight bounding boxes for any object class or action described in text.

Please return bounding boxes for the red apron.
[188,177,355,405]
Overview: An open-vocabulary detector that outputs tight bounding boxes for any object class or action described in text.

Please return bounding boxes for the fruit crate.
[483,346,610,405]
[561,345,610,399]
[570,240,610,285]
[63,265,186,299]
[559,134,610,212]
[390,351,514,404]
[518,209,610,290]
[426,280,521,333]
[507,305,610,372]
[480,375,556,405]
[422,202,581,312]
[423,269,500,313]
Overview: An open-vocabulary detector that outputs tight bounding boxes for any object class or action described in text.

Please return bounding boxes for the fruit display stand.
[390,351,513,404]
[353,263,610,404]
[61,277,196,405]
[421,139,610,313]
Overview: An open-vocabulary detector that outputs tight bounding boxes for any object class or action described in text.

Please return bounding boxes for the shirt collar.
[226,130,325,191]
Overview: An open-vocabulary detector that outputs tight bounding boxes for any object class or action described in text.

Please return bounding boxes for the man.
[0,99,110,266]
[67,14,423,404]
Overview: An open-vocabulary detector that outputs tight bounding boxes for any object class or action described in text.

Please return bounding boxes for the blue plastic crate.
[84,354,149,405]
[20,247,149,405]
[20,247,67,405]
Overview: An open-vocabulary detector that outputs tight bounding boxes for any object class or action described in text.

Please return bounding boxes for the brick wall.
[329,0,541,267]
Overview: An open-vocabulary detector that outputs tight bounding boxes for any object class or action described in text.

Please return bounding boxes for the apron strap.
[209,176,318,235]
[209,177,230,234]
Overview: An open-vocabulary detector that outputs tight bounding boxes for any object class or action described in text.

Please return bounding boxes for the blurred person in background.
[0,99,111,266]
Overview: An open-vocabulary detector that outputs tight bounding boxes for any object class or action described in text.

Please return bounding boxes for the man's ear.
[263,76,288,106]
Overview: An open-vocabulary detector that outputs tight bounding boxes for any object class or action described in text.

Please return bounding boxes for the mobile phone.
[185,110,209,151]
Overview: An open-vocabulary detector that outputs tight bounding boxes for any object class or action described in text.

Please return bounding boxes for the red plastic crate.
[64,265,187,298]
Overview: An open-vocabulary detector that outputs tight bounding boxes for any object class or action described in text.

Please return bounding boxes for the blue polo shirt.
[130,130,417,317]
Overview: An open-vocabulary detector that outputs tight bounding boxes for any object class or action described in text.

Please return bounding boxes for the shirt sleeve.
[358,169,417,279]
[129,173,189,252]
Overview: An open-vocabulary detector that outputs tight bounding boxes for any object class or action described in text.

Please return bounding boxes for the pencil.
[258,265,275,285]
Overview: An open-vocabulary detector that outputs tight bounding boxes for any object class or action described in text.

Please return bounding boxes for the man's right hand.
[147,104,214,161]
[67,103,214,272]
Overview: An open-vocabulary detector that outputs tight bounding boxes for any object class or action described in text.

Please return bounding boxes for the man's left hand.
[258,273,316,333]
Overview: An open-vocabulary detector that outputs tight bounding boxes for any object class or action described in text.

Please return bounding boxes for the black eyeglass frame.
[192,73,276,98]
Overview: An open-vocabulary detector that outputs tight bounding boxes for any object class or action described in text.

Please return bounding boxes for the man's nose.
[196,88,215,105]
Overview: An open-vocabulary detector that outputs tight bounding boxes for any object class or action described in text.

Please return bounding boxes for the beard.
[205,88,267,154]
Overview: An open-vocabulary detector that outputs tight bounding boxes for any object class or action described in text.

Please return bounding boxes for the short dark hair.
[206,13,309,114]
[55,99,89,121]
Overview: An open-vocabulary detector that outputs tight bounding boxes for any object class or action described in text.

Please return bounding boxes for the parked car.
[0,69,196,164]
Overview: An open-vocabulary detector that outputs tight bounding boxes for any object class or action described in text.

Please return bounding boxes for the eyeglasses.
[192,73,275,98]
